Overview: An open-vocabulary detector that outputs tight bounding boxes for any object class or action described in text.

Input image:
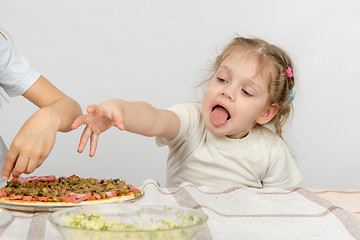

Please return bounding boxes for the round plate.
[0,192,143,213]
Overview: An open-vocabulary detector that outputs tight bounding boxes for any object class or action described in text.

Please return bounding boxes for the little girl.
[72,36,302,188]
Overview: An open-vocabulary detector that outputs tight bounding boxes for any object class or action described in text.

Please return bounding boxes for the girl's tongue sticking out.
[210,105,230,127]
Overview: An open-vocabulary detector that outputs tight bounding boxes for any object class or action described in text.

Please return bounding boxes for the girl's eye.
[242,89,252,96]
[217,77,227,83]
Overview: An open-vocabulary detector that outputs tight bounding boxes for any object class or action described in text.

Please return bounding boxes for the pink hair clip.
[286,66,293,78]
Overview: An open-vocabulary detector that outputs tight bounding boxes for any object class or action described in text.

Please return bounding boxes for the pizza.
[0,175,142,207]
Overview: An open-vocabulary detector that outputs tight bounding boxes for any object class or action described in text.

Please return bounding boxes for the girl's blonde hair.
[207,36,295,138]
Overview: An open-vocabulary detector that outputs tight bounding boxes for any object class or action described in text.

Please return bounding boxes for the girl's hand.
[2,107,58,179]
[71,100,125,157]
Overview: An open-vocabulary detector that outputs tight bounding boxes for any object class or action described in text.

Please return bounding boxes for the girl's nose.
[221,86,236,101]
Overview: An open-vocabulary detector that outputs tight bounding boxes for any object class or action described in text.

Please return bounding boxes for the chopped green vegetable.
[60,212,203,231]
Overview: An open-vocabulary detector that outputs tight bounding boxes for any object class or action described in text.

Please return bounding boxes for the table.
[308,189,360,222]
[0,179,359,240]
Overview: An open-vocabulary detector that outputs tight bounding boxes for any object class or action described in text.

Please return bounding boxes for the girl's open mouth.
[210,105,231,127]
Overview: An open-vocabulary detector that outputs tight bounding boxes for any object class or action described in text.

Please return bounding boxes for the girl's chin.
[204,121,228,135]
[205,120,249,139]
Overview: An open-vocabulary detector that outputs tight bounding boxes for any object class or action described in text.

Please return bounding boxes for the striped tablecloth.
[0,179,359,240]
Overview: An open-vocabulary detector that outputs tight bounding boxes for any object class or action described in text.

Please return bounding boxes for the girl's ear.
[256,104,279,125]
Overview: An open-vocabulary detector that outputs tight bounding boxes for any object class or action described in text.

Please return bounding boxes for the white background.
[0,0,359,188]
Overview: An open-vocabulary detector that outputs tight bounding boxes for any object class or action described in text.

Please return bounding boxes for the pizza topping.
[0,175,141,203]
[9,194,23,200]
[23,196,33,201]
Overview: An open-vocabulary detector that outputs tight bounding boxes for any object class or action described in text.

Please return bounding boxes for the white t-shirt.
[0,36,40,181]
[156,103,303,188]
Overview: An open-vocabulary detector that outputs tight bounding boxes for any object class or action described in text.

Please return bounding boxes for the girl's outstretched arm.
[71,99,180,157]
[2,76,82,180]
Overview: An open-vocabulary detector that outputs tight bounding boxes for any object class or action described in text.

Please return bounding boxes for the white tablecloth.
[0,179,359,240]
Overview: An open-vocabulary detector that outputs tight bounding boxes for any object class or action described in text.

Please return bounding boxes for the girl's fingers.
[87,105,98,114]
[71,116,85,130]
[112,111,125,130]
[115,121,125,130]
[72,114,95,130]
[89,132,99,157]
[37,155,47,168]
[74,103,114,156]
[77,126,92,153]
[11,153,29,177]
[23,149,44,174]
[2,149,19,180]
[24,157,38,174]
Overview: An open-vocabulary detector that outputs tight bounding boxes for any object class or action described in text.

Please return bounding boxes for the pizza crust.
[0,194,136,207]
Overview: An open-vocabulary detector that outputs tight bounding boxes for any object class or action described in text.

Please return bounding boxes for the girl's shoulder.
[168,102,202,120]
[251,125,283,145]
[251,126,292,160]
[157,102,204,148]
[169,102,202,111]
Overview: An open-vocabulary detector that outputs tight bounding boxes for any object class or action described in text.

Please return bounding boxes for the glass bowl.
[49,203,208,240]
[0,208,14,231]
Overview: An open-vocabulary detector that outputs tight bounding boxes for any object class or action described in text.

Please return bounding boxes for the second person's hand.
[2,107,57,180]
